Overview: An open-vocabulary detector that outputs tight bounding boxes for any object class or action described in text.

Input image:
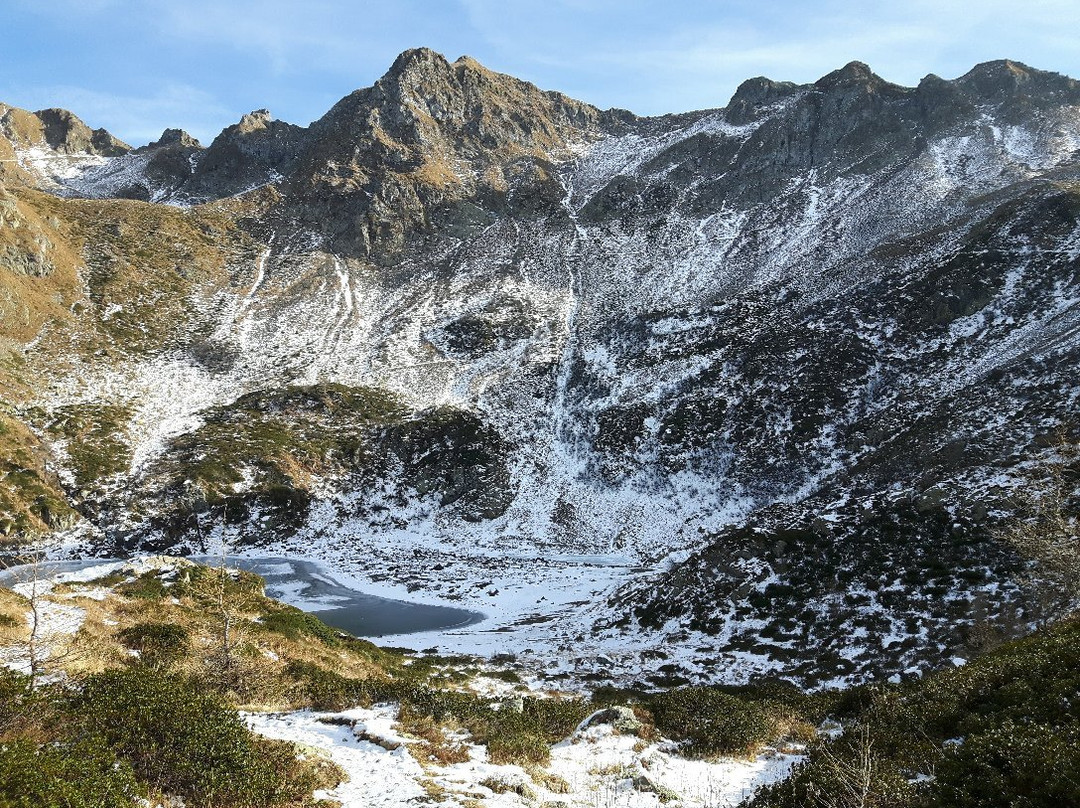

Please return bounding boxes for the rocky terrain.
[2,49,1079,687]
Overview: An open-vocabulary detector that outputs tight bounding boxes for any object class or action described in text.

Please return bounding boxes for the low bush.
[647,686,775,757]
[259,605,341,646]
[75,667,316,807]
[485,729,551,765]
[749,731,916,808]
[0,670,55,739]
[931,722,1080,808]
[114,571,170,601]
[464,697,591,766]
[0,738,138,808]
[285,659,376,710]
[117,622,190,670]
[748,616,1080,808]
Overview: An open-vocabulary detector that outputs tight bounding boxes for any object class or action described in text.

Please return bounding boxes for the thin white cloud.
[10,0,121,14]
[3,82,232,145]
[145,0,348,73]
[456,0,1080,114]
[14,0,410,76]
[6,0,1080,127]
[125,0,448,77]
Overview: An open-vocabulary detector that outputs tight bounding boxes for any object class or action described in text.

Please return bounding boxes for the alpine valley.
[2,48,1080,690]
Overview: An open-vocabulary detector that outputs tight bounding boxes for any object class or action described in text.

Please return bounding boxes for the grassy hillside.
[2,557,1078,806]
[0,411,78,545]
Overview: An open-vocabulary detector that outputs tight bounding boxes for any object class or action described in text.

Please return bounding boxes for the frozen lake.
[0,555,483,638]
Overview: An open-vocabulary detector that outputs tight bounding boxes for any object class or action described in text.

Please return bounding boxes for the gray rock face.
[183,109,305,200]
[144,129,201,149]
[583,706,642,734]
[0,242,53,277]
[32,107,129,156]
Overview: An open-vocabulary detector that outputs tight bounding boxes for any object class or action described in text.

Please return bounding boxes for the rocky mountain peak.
[34,107,130,156]
[813,60,896,93]
[145,128,202,150]
[0,104,129,156]
[297,47,634,203]
[282,48,638,257]
[234,108,275,134]
[725,76,800,125]
[957,58,1080,99]
[961,58,1034,86]
[383,46,453,82]
[174,109,304,201]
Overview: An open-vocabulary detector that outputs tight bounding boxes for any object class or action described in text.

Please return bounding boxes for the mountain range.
[2,48,1079,687]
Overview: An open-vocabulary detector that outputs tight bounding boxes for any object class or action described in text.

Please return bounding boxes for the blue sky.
[2,0,1078,146]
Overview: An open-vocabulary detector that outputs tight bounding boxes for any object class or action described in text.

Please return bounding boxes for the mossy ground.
[144,383,406,520]
[44,403,132,491]
[29,189,249,360]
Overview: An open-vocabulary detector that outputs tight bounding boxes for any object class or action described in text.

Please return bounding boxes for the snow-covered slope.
[3,53,1080,686]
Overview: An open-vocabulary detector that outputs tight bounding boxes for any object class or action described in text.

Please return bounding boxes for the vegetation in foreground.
[747,614,1080,808]
[1,559,1078,807]
[0,667,328,808]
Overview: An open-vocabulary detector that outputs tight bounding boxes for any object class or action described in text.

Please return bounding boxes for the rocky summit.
[2,49,1079,687]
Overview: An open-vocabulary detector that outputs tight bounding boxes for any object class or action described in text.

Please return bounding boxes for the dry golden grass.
[0,585,29,644]
[527,766,571,794]
[413,157,461,189]
[400,714,473,767]
[0,107,49,147]
[0,411,77,541]
[0,563,396,711]
[0,188,83,350]
[0,184,256,379]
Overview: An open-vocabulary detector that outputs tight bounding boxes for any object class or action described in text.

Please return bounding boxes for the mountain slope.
[2,52,1079,685]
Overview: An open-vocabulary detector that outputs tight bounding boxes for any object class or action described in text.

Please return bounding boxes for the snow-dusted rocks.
[2,51,1080,687]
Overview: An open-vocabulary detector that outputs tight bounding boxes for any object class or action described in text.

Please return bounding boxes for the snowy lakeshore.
[0,553,809,808]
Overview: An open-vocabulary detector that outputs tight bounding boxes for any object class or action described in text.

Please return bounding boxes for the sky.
[1,0,1078,146]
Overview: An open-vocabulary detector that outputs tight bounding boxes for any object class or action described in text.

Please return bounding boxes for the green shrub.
[648,686,774,757]
[0,668,30,705]
[0,677,38,745]
[260,605,341,645]
[117,622,190,669]
[459,696,589,766]
[115,571,169,601]
[173,565,266,605]
[398,686,488,724]
[930,722,1080,808]
[485,731,551,765]
[285,660,375,710]
[75,667,314,807]
[749,617,1080,808]
[520,696,592,741]
[485,669,522,684]
[0,738,139,808]
[749,737,916,808]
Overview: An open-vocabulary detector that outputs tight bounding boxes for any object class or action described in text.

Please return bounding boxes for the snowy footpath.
[246,705,801,808]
